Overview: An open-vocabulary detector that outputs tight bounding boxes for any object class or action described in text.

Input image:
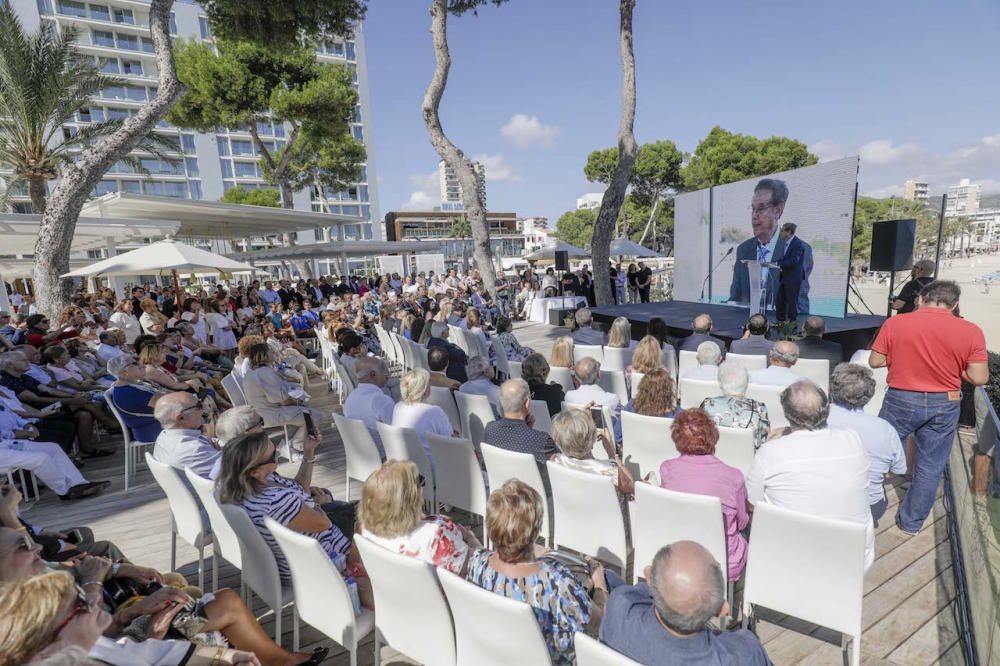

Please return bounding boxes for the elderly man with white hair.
[151,391,220,478]
[458,356,501,410]
[564,356,621,414]
[570,307,608,346]
[683,341,723,380]
[747,380,875,570]
[748,340,802,388]
[343,356,395,447]
[701,362,771,449]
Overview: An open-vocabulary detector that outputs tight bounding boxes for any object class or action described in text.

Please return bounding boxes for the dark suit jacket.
[795,335,843,373]
[428,336,469,383]
[729,334,773,356]
[729,235,786,303]
[776,235,806,285]
[528,381,566,417]
[571,326,608,346]
[678,332,727,357]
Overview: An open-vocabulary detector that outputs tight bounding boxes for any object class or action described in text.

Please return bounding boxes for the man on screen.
[772,223,807,322]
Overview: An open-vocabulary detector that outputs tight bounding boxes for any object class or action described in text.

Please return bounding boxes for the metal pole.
[933,194,948,278]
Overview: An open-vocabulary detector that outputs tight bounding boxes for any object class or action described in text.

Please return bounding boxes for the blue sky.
[363,0,1000,224]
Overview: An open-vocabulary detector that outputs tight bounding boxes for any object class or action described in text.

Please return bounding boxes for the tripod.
[847,277,875,315]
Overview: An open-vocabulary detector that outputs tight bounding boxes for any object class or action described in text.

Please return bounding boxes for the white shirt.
[683,365,719,381]
[181,312,208,345]
[108,312,142,344]
[459,377,502,410]
[564,383,621,413]
[757,232,780,285]
[392,402,453,447]
[97,343,125,363]
[344,383,396,443]
[749,365,802,388]
[827,404,907,506]
[153,428,221,479]
[747,427,874,571]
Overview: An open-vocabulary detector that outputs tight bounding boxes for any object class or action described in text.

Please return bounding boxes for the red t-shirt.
[26,329,77,348]
[871,307,987,392]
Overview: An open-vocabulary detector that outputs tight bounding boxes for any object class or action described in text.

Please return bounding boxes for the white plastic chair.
[725,353,767,372]
[602,346,634,373]
[848,352,887,415]
[426,434,488,537]
[438,569,550,666]
[265,519,375,666]
[410,341,430,372]
[620,411,676,480]
[354,535,457,666]
[448,325,469,354]
[219,504,298,648]
[574,632,641,665]
[491,337,511,379]
[427,386,462,433]
[573,344,605,364]
[598,369,630,403]
[747,383,790,429]
[390,333,407,372]
[678,377,722,409]
[454,391,496,446]
[742,503,866,666]
[104,388,156,491]
[185,470,244,596]
[480,443,551,544]
[677,350,699,379]
[145,454,216,590]
[548,366,574,393]
[376,422,435,507]
[221,373,246,407]
[0,467,39,502]
[508,360,522,380]
[332,413,385,501]
[714,426,755,476]
[528,400,552,434]
[792,357,830,393]
[628,371,644,395]
[547,461,629,573]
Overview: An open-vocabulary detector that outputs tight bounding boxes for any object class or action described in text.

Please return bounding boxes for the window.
[78,108,93,122]
[95,180,117,196]
[103,85,126,100]
[222,180,234,191]
[99,58,119,74]
[141,38,155,53]
[198,16,211,38]
[189,181,202,200]
[216,138,229,156]
[230,140,253,156]
[234,162,258,178]
[107,107,129,120]
[169,12,177,34]
[352,125,363,141]
[125,85,147,101]
[273,124,285,138]
[121,180,141,194]
[142,181,164,196]
[92,30,115,47]
[346,41,356,60]
[88,4,109,21]
[185,158,199,176]
[12,203,33,214]
[181,134,196,154]
[36,0,54,15]
[353,105,362,123]
[117,34,139,51]
[112,8,134,24]
[219,161,233,178]
[255,121,272,136]
[122,60,143,75]
[57,0,87,17]
[359,185,368,201]
[164,182,188,198]
[342,205,360,216]
[361,205,371,220]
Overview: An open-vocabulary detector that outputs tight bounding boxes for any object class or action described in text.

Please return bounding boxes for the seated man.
[795,316,844,373]
[447,301,468,329]
[96,330,125,363]
[729,314,774,356]
[458,356,501,410]
[748,341,802,388]
[747,380,874,570]
[677,314,727,357]
[600,540,770,665]
[427,346,461,390]
[427,321,469,383]
[152,391,220,478]
[570,307,608,346]
[343,356,395,448]
[826,363,906,523]
[483,379,557,466]
[564,357,620,413]
[683,341,722,381]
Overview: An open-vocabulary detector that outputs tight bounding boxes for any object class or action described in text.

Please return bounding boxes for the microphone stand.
[700,248,735,302]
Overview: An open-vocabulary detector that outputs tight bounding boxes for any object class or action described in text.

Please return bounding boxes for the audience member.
[795,316,843,371]
[629,335,665,387]
[392,369,456,453]
[701,363,771,449]
[151,391,220,478]
[891,258,935,314]
[241,342,320,453]
[495,316,533,361]
[677,314,726,357]
[427,345,461,390]
[550,335,575,369]
[483,379,558,466]
[614,368,680,442]
[458,356,501,409]
[427,321,469,383]
[571,307,608,346]
[342,356,395,447]
[729,314,773,356]
[565,357,621,414]
[95,330,125,363]
[551,409,634,498]
[683,342,722,380]
[646,317,678,374]
[522,352,565,417]
[748,341,802,388]
[107,354,166,443]
[606,316,637,350]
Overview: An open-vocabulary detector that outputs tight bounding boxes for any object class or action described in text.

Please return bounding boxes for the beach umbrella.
[524,240,589,262]
[610,237,661,258]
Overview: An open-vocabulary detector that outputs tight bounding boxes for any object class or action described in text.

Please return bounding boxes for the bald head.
[780,380,829,430]
[646,541,726,634]
[574,357,600,385]
[768,340,799,367]
[499,378,531,417]
[355,356,387,387]
[801,316,825,337]
[153,391,200,428]
[692,314,712,333]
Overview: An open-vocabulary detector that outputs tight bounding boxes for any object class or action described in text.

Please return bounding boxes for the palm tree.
[449,214,472,272]
[0,5,177,215]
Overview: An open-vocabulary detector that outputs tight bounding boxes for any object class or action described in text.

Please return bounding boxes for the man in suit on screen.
[771,223,807,321]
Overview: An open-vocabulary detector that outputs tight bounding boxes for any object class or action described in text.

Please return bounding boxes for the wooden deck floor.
[16,320,963,665]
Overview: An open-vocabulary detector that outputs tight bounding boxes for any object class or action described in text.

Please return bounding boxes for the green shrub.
[986,351,1000,414]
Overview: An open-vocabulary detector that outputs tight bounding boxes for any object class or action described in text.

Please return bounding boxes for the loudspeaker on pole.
[554,250,570,272]
[869,219,916,272]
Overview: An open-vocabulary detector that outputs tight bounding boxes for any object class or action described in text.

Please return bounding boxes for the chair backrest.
[454,391,496,445]
[448,325,469,354]
[465,330,490,360]
[725,353,767,372]
[426,434,488,519]
[219,503,284,609]
[677,350,699,379]
[395,333,414,371]
[221,374,246,407]
[438,569,550,666]
[376,422,435,504]
[377,327,395,364]
[848,352,887,415]
[547,461,628,571]
[489,337,511,377]
[508,360,522,380]
[410,341,430,372]
[714,426,755,476]
[354,536,457,666]
[630,483,727,576]
[678,377,722,409]
[103,388,138,447]
[602,346,633,373]
[390,333,407,370]
[628,372,644,396]
[334,361,356,398]
[597,370,629,404]
[265,518,362,647]
[528,400,552,435]
[144,453,207,544]
[480,444,549,521]
[185,469,241,569]
[742,503,865,639]
[427,386,462,433]
[573,344,605,364]
[547,366,574,393]
[620,410,676,480]
[792,357,830,393]
[332,412,384,486]
[574,633,641,666]
[746,383,789,429]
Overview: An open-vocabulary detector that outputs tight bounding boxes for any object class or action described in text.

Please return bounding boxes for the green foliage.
[555,208,598,248]
[631,140,684,206]
[986,351,1000,414]
[681,126,817,190]
[584,148,619,185]
[200,0,367,49]
[851,197,940,265]
[220,187,281,207]
[447,0,510,16]
[448,215,471,239]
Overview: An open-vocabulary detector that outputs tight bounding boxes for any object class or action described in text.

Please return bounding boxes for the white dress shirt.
[749,365,802,388]
[97,343,125,363]
[827,404,907,505]
[747,427,874,570]
[344,383,396,444]
[564,383,621,413]
[153,428,221,479]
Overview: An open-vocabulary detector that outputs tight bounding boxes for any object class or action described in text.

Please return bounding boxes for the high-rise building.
[576,193,603,210]
[903,179,929,202]
[945,178,980,217]
[519,216,551,252]
[438,159,485,212]
[5,0,380,242]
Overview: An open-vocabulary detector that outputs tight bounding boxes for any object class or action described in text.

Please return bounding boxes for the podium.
[741,259,770,316]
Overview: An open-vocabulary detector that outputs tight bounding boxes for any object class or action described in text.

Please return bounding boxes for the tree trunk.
[422,0,497,290]
[279,182,313,279]
[592,0,638,307]
[32,0,183,319]
[28,178,48,216]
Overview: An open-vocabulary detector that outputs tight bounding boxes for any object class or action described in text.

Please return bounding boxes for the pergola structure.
[232,240,447,278]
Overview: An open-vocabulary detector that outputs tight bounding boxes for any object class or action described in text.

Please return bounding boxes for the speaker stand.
[885,270,897,317]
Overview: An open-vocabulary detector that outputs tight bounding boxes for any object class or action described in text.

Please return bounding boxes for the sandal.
[302,647,329,665]
[81,447,115,458]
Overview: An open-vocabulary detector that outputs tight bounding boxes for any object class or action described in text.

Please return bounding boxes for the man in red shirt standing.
[869,280,989,535]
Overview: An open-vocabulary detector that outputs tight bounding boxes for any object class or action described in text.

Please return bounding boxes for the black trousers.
[639,286,651,303]
[36,415,78,453]
[776,277,801,321]
[322,500,358,540]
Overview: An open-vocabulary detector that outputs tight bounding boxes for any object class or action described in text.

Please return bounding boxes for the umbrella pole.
[172,270,182,311]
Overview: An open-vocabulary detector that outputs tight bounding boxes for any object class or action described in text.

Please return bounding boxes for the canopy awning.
[610,237,662,257]
[232,240,447,263]
[62,238,257,278]
[0,213,179,256]
[524,240,589,261]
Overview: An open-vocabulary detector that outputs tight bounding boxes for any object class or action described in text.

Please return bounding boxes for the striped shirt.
[241,474,351,580]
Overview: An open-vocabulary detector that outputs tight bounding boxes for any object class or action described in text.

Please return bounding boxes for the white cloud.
[861,184,905,199]
[857,139,922,166]
[500,114,559,149]
[473,153,522,183]
[808,139,849,162]
[400,170,439,210]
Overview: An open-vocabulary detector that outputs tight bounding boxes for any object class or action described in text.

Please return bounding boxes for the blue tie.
[757,244,768,262]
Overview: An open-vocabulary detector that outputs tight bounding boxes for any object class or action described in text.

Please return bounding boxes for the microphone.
[700,247,735,301]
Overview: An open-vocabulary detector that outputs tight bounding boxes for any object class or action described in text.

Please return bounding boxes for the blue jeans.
[879,388,961,532]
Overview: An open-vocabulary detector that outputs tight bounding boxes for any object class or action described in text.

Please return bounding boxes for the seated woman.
[659,408,749,582]
[700,362,770,450]
[628,334,663,381]
[613,367,681,443]
[606,316,637,350]
[139,341,205,394]
[107,354,167,442]
[337,331,367,385]
[465,479,609,665]
[391,369,456,454]
[494,316,533,361]
[217,431,372,610]
[137,298,168,336]
[241,342,319,452]
[63,339,114,385]
[400,313,418,341]
[42,345,104,393]
[465,307,491,355]
[647,317,678,379]
[550,408,635,499]
[359,460,481,575]
[549,335,575,370]
[521,352,564,417]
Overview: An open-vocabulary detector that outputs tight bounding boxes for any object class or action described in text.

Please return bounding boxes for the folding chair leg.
[170,532,177,573]
[211,546,219,592]
[124,445,131,491]
[274,604,282,645]
[197,545,205,591]
[373,628,382,666]
[292,604,300,652]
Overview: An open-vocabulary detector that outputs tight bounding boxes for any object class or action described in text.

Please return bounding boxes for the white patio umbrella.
[524,239,590,262]
[610,237,662,258]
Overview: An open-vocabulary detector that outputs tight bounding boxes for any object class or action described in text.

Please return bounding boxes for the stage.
[591,301,885,359]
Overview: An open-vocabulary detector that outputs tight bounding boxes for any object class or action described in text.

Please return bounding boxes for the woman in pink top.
[659,408,749,581]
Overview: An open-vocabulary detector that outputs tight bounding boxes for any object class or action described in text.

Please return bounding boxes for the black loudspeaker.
[554,250,570,272]
[870,219,916,271]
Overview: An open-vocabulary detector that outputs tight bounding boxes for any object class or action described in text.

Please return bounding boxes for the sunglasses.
[253,449,278,469]
[52,585,97,638]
